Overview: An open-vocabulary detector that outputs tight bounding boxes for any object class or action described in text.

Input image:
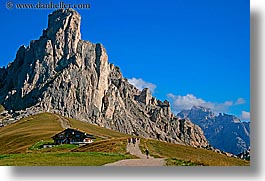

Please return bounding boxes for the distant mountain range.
[177,106,250,155]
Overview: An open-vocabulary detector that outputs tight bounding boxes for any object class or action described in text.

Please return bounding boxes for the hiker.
[132,137,136,146]
[145,148,149,159]
[128,138,131,144]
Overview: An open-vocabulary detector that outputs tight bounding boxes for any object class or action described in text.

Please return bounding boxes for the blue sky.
[0,0,250,120]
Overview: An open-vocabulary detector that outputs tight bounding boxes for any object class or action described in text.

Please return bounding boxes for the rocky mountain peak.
[46,8,81,41]
[191,106,212,113]
[177,106,215,121]
[217,113,240,123]
[178,106,250,154]
[43,8,81,65]
[0,9,209,148]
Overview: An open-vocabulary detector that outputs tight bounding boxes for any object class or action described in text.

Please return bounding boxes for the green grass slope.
[0,112,129,154]
[67,117,130,138]
[0,113,63,154]
[0,152,132,166]
[73,138,130,154]
[0,112,134,166]
[140,139,250,166]
[0,112,250,166]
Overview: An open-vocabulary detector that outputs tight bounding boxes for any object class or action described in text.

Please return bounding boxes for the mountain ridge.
[0,9,208,148]
[177,106,250,154]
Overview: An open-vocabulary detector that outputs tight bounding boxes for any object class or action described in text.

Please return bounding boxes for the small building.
[52,128,95,145]
[83,138,94,144]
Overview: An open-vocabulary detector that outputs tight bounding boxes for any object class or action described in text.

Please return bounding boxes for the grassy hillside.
[73,138,130,154]
[0,152,132,166]
[0,112,134,166]
[0,112,250,166]
[0,113,63,154]
[67,117,130,138]
[0,112,129,154]
[139,139,250,166]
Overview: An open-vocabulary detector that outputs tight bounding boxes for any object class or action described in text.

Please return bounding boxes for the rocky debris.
[0,106,44,127]
[0,9,209,148]
[236,148,250,161]
[177,106,250,155]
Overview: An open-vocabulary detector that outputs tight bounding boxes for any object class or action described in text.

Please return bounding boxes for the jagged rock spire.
[45,9,81,60]
[47,9,81,40]
[0,9,209,148]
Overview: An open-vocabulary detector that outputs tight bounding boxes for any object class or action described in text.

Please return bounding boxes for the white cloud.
[167,93,207,111]
[241,111,250,120]
[167,93,247,115]
[235,98,246,105]
[128,77,156,93]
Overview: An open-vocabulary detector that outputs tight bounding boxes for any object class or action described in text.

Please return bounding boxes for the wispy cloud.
[128,77,156,93]
[235,98,246,105]
[167,93,207,111]
[241,111,250,120]
[167,93,246,115]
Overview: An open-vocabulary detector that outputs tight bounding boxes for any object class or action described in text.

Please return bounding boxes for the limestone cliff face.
[0,9,208,147]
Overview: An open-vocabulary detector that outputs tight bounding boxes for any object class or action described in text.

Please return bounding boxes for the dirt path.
[104,138,165,166]
[56,115,71,129]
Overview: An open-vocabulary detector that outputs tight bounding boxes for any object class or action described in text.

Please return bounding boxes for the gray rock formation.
[0,9,208,147]
[177,106,250,154]
[236,148,250,161]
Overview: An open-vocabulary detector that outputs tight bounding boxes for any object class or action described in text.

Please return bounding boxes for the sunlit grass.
[0,152,132,166]
[73,138,130,155]
[140,139,250,166]
[0,112,250,166]
[0,104,4,113]
[67,117,130,138]
[28,140,79,153]
[0,112,130,154]
[0,113,63,154]
[166,158,200,166]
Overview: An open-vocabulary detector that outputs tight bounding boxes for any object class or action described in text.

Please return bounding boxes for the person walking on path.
[132,137,136,147]
[104,139,165,166]
[145,148,149,159]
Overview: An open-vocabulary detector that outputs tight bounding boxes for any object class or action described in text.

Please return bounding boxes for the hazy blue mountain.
[177,106,250,155]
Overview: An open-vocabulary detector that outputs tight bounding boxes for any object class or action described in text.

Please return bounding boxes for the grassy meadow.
[0,112,250,166]
[0,112,133,166]
[139,139,249,166]
[0,113,63,154]
[0,152,132,166]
